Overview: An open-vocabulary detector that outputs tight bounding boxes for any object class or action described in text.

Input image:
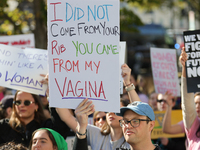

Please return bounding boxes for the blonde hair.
[93,111,110,136]
[195,92,200,98]
[93,111,100,126]
[101,120,110,136]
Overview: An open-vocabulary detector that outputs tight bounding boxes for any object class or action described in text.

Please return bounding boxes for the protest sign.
[183,30,200,93]
[0,44,48,95]
[47,0,120,112]
[150,48,180,96]
[119,41,126,94]
[151,110,184,139]
[0,34,35,49]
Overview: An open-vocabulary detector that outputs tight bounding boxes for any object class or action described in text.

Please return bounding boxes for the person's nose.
[20,102,26,107]
[34,141,41,148]
[107,112,115,116]
[99,118,105,123]
[124,122,133,129]
[161,101,165,105]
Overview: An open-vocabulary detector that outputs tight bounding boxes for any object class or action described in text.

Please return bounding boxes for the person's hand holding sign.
[121,63,141,102]
[121,63,131,86]
[40,74,49,97]
[179,47,187,78]
[75,99,95,139]
[40,73,80,133]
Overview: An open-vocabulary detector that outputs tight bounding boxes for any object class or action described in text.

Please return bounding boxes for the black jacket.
[0,108,70,147]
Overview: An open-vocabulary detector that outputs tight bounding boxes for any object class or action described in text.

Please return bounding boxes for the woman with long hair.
[74,99,130,149]
[58,63,141,150]
[0,90,70,147]
[93,111,107,127]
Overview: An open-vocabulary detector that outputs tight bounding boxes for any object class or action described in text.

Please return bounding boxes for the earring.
[35,109,38,112]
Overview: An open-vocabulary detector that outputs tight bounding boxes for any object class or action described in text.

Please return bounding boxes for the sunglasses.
[94,116,106,122]
[13,100,35,106]
[157,99,166,103]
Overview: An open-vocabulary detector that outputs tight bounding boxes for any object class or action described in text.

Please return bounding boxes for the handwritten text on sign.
[48,0,120,112]
[0,44,48,95]
[0,34,35,49]
[150,48,180,96]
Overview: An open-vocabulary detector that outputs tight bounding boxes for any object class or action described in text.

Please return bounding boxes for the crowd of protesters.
[0,47,199,150]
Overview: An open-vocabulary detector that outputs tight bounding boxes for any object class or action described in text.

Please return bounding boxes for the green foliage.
[120,7,144,32]
[187,0,200,18]
[0,0,47,35]
[40,0,47,23]
[122,0,186,11]
[0,0,199,47]
[122,0,165,11]
[0,0,7,8]
[0,0,8,17]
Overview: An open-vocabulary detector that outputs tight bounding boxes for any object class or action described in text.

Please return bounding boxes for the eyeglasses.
[157,99,167,103]
[13,100,35,106]
[94,116,106,122]
[119,119,151,128]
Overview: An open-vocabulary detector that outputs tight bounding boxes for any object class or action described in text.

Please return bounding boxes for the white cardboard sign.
[150,48,180,96]
[0,44,48,95]
[119,41,126,94]
[48,0,120,112]
[0,34,35,49]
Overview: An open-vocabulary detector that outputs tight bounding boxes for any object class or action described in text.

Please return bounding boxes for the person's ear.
[35,104,39,112]
[149,120,155,132]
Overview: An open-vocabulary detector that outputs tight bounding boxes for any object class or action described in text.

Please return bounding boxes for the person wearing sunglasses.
[73,96,161,150]
[93,111,107,129]
[56,64,134,150]
[93,111,111,137]
[70,64,146,150]
[73,98,131,150]
[157,93,168,111]
[0,90,70,147]
[148,92,158,111]
[153,92,186,150]
[162,91,187,150]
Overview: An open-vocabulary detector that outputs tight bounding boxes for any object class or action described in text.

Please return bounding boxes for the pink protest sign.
[150,48,180,96]
[47,0,120,112]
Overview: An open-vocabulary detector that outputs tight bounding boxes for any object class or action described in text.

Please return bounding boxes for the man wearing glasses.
[117,101,161,150]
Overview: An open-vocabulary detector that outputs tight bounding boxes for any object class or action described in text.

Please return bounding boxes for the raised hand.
[121,63,131,86]
[40,74,49,96]
[179,47,188,67]
[163,91,174,108]
[75,98,95,135]
[179,47,187,77]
